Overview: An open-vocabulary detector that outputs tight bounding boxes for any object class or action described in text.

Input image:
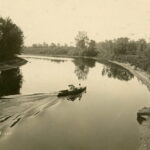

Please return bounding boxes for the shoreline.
[22,53,150,92]
[0,57,27,71]
[110,61,150,91]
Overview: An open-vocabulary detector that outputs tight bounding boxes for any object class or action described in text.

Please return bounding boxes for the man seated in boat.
[68,84,82,91]
[68,84,76,91]
[79,83,81,89]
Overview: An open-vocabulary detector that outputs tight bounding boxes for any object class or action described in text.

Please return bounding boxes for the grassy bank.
[107,55,150,73]
[0,56,27,71]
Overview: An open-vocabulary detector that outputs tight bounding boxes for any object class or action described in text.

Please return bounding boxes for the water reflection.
[102,63,134,81]
[66,93,83,101]
[73,58,134,81]
[0,56,149,150]
[73,58,96,80]
[137,107,150,150]
[0,93,59,138]
[0,68,22,97]
[50,59,66,63]
[22,56,67,63]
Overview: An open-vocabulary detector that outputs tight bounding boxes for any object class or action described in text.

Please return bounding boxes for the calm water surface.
[0,56,150,150]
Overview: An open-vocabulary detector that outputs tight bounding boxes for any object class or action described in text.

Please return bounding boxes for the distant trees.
[32,42,49,48]
[96,37,150,73]
[0,17,23,60]
[136,39,147,56]
[24,42,75,56]
[97,37,149,57]
[24,31,98,57]
[75,31,98,56]
[145,44,150,58]
[113,38,129,55]
[85,40,98,56]
[75,31,89,55]
[23,30,150,73]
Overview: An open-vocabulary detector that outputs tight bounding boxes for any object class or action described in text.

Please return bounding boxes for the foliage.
[24,31,150,74]
[96,37,150,73]
[24,43,76,56]
[75,31,89,55]
[75,31,98,56]
[97,37,149,57]
[0,17,23,60]
[85,40,98,56]
[113,37,129,55]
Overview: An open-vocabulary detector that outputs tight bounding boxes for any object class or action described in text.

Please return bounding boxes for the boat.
[57,87,86,97]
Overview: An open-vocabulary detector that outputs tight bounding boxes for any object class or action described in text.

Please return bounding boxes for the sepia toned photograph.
[0,0,150,150]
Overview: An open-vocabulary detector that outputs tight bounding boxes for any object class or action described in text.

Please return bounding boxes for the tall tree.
[114,37,129,55]
[0,17,24,60]
[86,40,98,56]
[136,39,147,56]
[75,31,89,55]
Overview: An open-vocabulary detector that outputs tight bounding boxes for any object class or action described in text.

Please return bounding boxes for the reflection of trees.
[74,65,89,80]
[50,59,65,64]
[0,68,22,97]
[66,93,83,101]
[102,64,134,81]
[73,58,96,80]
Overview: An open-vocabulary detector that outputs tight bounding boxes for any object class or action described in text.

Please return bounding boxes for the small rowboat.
[57,87,86,97]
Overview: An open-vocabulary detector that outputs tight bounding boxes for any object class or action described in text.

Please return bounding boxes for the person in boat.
[68,84,76,91]
[79,83,81,89]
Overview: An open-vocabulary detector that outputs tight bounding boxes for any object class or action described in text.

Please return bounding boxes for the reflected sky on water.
[0,56,150,150]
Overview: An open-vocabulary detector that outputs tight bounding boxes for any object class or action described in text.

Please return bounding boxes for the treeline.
[1,16,149,74]
[97,38,150,57]
[24,32,150,73]
[24,31,98,57]
[0,17,23,61]
[97,38,150,72]
[24,43,76,56]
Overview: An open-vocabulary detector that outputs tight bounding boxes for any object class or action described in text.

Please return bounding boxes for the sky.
[1,0,150,46]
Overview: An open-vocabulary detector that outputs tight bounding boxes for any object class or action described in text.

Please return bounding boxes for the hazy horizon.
[1,0,150,46]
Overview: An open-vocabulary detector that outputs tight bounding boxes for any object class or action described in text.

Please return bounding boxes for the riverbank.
[0,57,27,71]
[22,53,150,92]
[110,61,150,91]
[1,53,150,150]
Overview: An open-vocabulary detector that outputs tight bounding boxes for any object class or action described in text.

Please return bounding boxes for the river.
[0,56,150,150]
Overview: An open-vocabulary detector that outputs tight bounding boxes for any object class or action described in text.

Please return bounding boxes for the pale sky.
[1,0,150,46]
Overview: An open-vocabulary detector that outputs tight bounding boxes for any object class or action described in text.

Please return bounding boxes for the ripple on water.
[0,93,60,138]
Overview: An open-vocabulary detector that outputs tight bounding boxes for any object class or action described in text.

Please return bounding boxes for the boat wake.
[0,93,60,138]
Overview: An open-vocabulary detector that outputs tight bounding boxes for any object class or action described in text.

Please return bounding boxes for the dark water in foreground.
[0,56,150,150]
